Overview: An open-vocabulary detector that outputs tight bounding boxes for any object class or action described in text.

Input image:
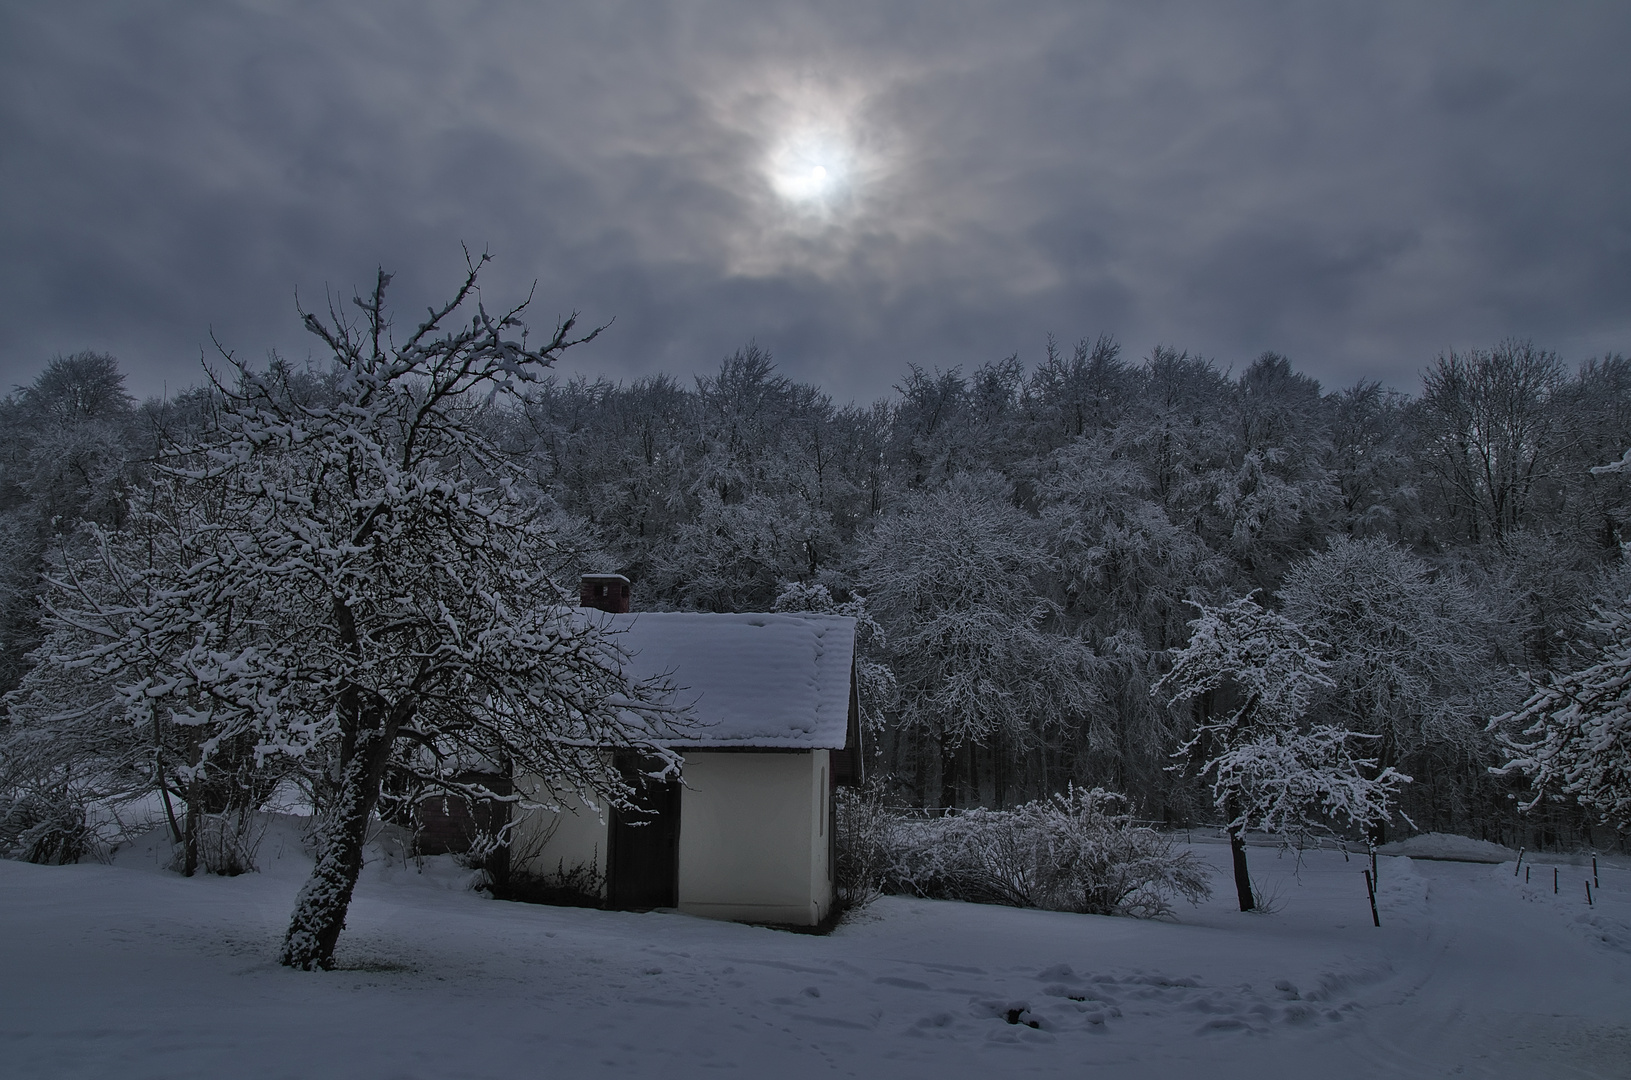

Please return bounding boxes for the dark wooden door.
[608,755,680,910]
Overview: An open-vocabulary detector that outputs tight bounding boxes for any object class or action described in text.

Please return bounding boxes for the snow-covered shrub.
[0,792,94,865]
[188,809,264,876]
[833,785,895,909]
[881,788,1211,918]
[494,858,606,908]
[450,819,516,897]
[482,812,605,907]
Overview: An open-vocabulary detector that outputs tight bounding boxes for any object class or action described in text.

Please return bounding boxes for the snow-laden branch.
[1493,604,1631,828]
[6,258,667,969]
[1156,594,1409,910]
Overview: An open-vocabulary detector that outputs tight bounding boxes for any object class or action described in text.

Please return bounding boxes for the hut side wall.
[677,750,832,926]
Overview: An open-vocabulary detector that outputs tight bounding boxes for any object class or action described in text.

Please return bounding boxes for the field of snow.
[2,819,1628,1080]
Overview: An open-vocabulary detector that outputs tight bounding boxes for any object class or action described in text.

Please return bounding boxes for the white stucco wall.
[677,750,832,926]
[511,750,834,924]
[510,774,609,900]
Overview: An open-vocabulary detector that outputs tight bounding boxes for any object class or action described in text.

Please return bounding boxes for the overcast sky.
[3,1,1628,405]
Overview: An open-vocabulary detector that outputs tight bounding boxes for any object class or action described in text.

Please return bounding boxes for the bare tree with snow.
[1417,341,1567,545]
[8,254,680,968]
[1156,595,1409,911]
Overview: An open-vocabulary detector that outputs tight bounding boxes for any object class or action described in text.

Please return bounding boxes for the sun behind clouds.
[701,68,920,276]
[767,128,852,207]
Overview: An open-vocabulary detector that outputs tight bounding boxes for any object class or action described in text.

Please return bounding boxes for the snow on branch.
[1157,594,1408,841]
[1493,605,1631,828]
[4,256,667,968]
[1155,593,1333,726]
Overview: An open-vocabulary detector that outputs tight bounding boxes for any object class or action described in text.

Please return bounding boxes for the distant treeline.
[4,337,1629,849]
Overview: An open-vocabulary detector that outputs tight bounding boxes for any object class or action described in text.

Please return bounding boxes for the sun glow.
[705,73,904,271]
[767,131,852,207]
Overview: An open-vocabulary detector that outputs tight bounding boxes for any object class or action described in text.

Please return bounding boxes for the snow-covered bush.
[188,809,264,876]
[0,791,93,865]
[855,787,1210,918]
[833,784,895,910]
[493,858,606,908]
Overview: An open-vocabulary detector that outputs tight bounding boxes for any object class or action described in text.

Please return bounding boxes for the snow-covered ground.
[2,820,1628,1080]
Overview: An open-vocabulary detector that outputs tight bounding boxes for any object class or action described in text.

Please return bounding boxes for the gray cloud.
[2,1,1628,403]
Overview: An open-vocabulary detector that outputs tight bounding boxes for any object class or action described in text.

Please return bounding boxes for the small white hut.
[510,586,860,927]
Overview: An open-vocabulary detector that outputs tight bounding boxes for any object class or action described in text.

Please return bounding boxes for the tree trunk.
[1228,821,1255,912]
[159,780,183,848]
[993,728,1007,809]
[962,741,973,807]
[1368,734,1396,847]
[280,723,396,970]
[182,778,200,878]
[154,714,183,847]
[917,729,938,809]
[940,740,958,811]
[181,720,202,876]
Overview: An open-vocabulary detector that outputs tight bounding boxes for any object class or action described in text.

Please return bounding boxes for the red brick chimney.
[580,573,631,613]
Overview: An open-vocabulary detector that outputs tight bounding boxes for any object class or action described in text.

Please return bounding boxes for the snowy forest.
[3,300,1630,877]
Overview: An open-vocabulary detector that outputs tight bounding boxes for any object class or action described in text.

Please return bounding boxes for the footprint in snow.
[1041,983,1120,1006]
[1198,1017,1262,1035]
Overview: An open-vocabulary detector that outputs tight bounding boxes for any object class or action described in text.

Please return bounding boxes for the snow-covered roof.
[601,611,856,749]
